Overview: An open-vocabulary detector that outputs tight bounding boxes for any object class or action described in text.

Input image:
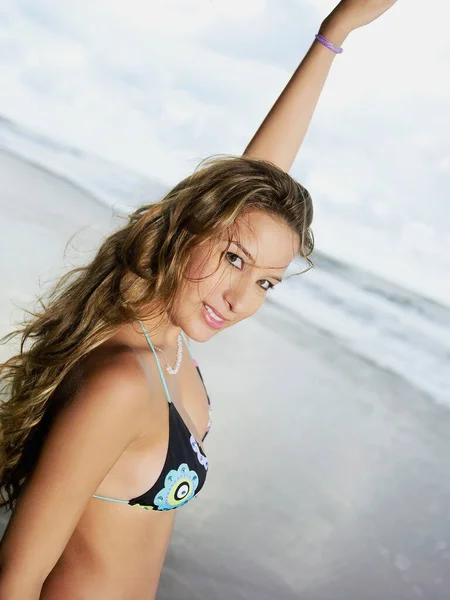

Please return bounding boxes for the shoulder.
[0,349,154,578]
[80,344,150,394]
[57,344,156,441]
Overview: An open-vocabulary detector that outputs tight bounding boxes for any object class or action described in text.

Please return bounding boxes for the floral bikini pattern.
[190,435,208,470]
[132,437,208,511]
[152,463,199,510]
[93,330,211,512]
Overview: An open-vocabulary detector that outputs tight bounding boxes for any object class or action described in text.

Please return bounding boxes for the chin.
[181,321,219,343]
[179,308,229,342]
[176,301,231,342]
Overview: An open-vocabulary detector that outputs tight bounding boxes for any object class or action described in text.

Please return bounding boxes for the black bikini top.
[92,322,211,511]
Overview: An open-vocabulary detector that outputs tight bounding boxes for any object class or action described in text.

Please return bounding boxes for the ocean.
[2,119,450,599]
[1,116,448,409]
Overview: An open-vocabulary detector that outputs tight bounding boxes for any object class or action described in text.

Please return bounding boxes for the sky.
[0,0,449,304]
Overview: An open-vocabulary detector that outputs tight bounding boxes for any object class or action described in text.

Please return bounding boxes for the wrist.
[319,17,351,48]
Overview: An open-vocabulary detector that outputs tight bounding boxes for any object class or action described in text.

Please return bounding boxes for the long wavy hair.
[0,155,314,511]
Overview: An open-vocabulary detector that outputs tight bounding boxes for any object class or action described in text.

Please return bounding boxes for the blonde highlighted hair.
[0,155,314,511]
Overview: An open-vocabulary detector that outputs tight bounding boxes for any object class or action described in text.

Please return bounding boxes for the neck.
[111,303,183,354]
[137,310,182,351]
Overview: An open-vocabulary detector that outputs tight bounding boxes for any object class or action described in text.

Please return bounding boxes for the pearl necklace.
[153,334,183,375]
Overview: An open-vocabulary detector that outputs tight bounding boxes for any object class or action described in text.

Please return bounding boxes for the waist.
[41,508,175,599]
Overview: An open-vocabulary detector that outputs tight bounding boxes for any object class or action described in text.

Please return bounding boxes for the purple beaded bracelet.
[315,33,343,54]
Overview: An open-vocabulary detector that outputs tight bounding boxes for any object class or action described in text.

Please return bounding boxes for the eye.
[226,252,276,292]
[260,280,275,292]
[225,252,243,269]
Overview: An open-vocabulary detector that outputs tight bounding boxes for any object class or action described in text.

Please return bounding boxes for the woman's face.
[173,210,299,342]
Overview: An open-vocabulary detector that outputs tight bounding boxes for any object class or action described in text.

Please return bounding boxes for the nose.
[222,272,259,316]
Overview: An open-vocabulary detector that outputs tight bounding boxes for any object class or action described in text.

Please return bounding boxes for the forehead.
[231,210,299,267]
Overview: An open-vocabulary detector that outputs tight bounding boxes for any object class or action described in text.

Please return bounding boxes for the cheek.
[183,248,222,297]
[186,248,206,279]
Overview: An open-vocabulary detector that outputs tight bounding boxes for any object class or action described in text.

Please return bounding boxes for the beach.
[1,149,450,599]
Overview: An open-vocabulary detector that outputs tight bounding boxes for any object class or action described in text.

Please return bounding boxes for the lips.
[203,303,229,322]
[202,303,229,330]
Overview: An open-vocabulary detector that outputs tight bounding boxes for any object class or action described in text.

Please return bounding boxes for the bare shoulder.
[56,343,156,424]
[0,344,156,585]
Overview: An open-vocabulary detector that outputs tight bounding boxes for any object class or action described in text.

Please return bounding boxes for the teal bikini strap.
[137,324,197,404]
[92,494,129,503]
[138,320,173,404]
[93,327,179,506]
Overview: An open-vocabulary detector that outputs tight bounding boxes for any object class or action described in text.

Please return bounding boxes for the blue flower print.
[153,463,199,510]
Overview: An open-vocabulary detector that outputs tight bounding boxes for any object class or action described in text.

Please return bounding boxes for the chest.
[164,359,210,445]
[105,354,210,496]
[109,360,210,510]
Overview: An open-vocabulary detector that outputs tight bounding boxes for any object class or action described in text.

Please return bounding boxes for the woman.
[0,1,397,598]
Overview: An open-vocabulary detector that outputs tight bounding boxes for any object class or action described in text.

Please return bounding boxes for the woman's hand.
[322,0,398,37]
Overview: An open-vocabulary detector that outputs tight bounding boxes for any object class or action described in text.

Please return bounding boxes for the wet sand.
[1,150,450,599]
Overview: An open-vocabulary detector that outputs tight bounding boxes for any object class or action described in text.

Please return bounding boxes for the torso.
[40,327,211,600]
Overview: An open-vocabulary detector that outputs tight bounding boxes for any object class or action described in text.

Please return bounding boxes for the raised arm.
[243,0,398,172]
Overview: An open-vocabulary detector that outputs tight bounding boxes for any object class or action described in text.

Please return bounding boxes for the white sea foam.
[1,118,449,406]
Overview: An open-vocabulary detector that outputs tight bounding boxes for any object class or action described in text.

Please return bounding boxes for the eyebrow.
[231,240,283,283]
